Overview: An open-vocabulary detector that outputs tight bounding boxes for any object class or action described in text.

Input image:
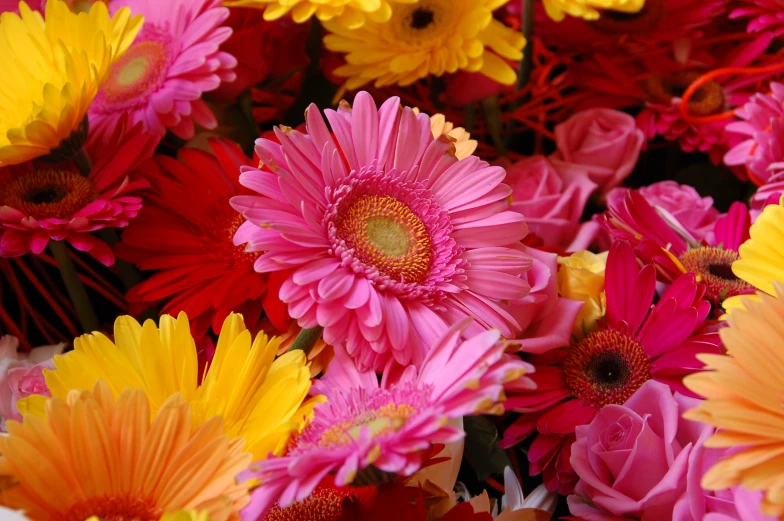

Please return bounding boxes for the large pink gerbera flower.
[0,118,156,265]
[88,0,236,140]
[603,188,755,304]
[231,92,532,370]
[241,320,533,519]
[725,82,784,185]
[502,241,721,495]
[731,0,784,35]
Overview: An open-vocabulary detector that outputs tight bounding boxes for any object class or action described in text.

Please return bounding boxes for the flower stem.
[73,147,92,177]
[516,0,535,92]
[481,95,507,156]
[288,326,324,355]
[50,241,100,334]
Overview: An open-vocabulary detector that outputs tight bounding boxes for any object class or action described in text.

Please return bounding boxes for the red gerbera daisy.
[116,138,289,339]
[501,241,721,495]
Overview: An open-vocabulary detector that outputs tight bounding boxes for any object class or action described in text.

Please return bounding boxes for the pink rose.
[607,182,720,242]
[0,336,63,430]
[552,108,645,197]
[673,440,776,521]
[505,247,584,354]
[568,380,711,520]
[506,156,599,251]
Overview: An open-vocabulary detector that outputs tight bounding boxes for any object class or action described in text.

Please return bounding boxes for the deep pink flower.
[89,0,236,140]
[674,439,777,521]
[505,156,598,251]
[231,92,532,371]
[567,380,712,520]
[725,82,784,185]
[603,189,755,304]
[551,109,645,197]
[241,320,533,519]
[607,181,720,243]
[751,171,784,212]
[502,241,721,494]
[0,118,156,265]
[730,0,784,35]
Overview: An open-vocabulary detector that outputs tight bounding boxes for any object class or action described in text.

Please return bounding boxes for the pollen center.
[643,72,726,117]
[410,7,435,29]
[97,34,169,108]
[563,329,652,410]
[679,246,753,302]
[117,56,149,86]
[318,403,417,449]
[335,194,433,283]
[0,169,98,220]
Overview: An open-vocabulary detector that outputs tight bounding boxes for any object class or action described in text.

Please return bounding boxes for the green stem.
[73,147,92,177]
[480,96,507,156]
[288,326,324,355]
[516,0,535,92]
[50,241,100,334]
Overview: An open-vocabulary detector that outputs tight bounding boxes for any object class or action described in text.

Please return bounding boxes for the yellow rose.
[557,251,609,337]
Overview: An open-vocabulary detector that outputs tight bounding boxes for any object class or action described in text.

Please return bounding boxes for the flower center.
[334,194,433,284]
[317,403,418,449]
[392,1,453,41]
[678,247,753,301]
[61,496,161,521]
[642,72,726,117]
[0,169,98,220]
[263,481,376,521]
[563,329,652,410]
[410,7,435,29]
[66,0,102,13]
[591,0,665,33]
[211,211,260,267]
[96,30,170,109]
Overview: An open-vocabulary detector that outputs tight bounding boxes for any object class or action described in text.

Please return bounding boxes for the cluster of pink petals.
[0,120,156,265]
[241,321,533,519]
[725,82,784,185]
[502,241,721,494]
[89,0,237,140]
[730,0,784,35]
[751,171,784,213]
[231,92,532,371]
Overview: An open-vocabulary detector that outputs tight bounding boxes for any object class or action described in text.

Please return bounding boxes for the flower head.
[557,250,608,336]
[18,312,318,460]
[223,0,416,29]
[323,1,525,88]
[502,241,720,494]
[241,320,533,518]
[730,0,784,35]
[88,0,236,140]
[0,381,252,521]
[116,139,288,339]
[0,0,142,166]
[685,282,784,518]
[0,116,156,265]
[231,92,532,371]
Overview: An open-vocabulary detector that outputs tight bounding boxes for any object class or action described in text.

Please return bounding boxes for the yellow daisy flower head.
[18,312,321,460]
[543,0,645,22]
[323,0,526,89]
[0,0,142,166]
[684,282,784,518]
[222,0,417,29]
[0,381,252,521]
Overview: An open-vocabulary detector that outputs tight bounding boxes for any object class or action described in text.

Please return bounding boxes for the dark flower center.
[679,246,752,302]
[591,0,665,34]
[0,169,98,220]
[642,72,726,117]
[410,7,435,29]
[587,351,630,388]
[24,185,68,205]
[708,262,738,281]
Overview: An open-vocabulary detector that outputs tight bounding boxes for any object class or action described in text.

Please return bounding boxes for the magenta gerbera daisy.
[115,138,289,339]
[241,320,533,519]
[725,82,784,186]
[0,118,156,265]
[88,0,237,140]
[231,91,532,370]
[731,0,784,35]
[603,188,756,305]
[501,240,721,494]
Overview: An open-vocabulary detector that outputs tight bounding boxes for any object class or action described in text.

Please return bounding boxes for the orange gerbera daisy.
[0,381,252,521]
[685,281,784,518]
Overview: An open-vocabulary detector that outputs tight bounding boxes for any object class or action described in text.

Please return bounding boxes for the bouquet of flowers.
[0,0,783,520]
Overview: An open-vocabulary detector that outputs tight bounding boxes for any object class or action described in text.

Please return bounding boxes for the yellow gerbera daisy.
[323,0,525,89]
[543,0,645,22]
[684,282,784,518]
[0,381,252,521]
[0,0,142,166]
[222,0,416,29]
[18,312,320,460]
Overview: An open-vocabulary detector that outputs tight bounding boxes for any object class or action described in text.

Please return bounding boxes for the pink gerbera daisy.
[241,320,533,519]
[115,138,289,339]
[603,188,755,304]
[0,118,156,265]
[502,240,721,494]
[88,0,236,140]
[731,0,784,35]
[231,91,532,370]
[725,82,784,185]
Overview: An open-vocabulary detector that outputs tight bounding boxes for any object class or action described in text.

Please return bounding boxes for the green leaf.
[463,416,512,481]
